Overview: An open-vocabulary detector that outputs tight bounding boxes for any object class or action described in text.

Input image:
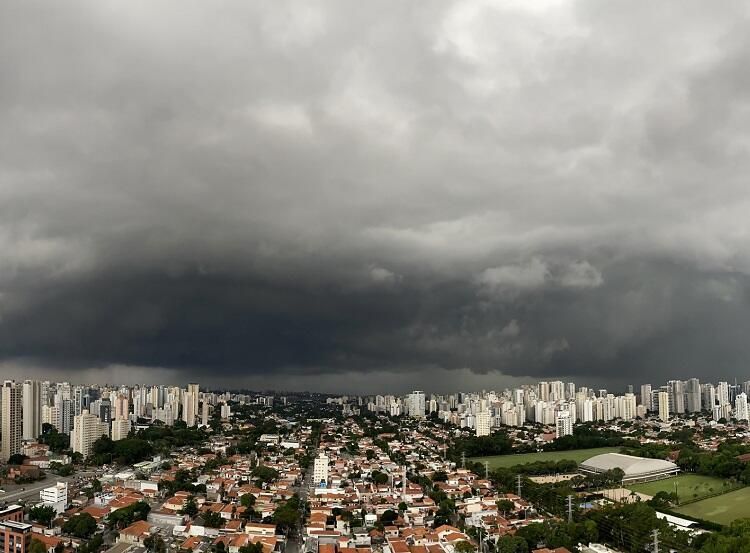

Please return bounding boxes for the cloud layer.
[2,1,750,390]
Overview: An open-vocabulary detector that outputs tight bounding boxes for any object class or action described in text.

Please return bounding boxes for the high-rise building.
[475,409,491,437]
[407,391,425,418]
[555,410,573,438]
[718,382,730,407]
[658,391,670,422]
[111,417,131,441]
[621,393,637,421]
[186,383,200,426]
[183,391,196,427]
[736,393,749,422]
[22,380,42,441]
[686,378,701,413]
[640,384,653,411]
[71,410,109,459]
[42,404,61,431]
[668,380,685,414]
[201,401,209,427]
[313,451,329,487]
[1,381,22,462]
[114,394,129,421]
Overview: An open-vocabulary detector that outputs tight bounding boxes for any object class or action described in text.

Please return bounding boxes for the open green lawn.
[629,474,728,501]
[675,486,750,526]
[471,447,620,469]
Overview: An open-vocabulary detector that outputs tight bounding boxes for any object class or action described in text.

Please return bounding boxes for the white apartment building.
[111,417,131,441]
[313,452,329,487]
[71,410,109,459]
[407,391,425,418]
[1,381,22,462]
[736,393,749,421]
[555,410,573,438]
[658,391,670,422]
[40,482,68,514]
[475,410,491,437]
[22,380,42,441]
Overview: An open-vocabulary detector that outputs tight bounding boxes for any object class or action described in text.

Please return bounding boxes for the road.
[286,467,314,553]
[0,470,96,505]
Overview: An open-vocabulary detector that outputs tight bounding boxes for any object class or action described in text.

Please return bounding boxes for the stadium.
[579,452,679,484]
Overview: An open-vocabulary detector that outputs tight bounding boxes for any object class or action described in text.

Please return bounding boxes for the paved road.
[0,470,96,505]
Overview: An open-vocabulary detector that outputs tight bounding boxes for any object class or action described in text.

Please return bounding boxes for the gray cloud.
[2,1,750,391]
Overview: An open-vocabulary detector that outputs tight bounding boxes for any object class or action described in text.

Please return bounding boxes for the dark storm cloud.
[2,0,750,390]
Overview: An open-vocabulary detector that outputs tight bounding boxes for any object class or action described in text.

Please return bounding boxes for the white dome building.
[579,452,679,484]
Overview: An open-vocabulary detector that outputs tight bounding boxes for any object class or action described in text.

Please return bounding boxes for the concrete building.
[71,410,109,459]
[1,381,22,462]
[658,391,670,422]
[313,452,329,488]
[111,417,131,441]
[22,380,42,441]
[0,520,32,553]
[475,410,491,437]
[736,393,749,422]
[182,391,196,427]
[407,391,425,418]
[40,482,68,514]
[555,410,573,438]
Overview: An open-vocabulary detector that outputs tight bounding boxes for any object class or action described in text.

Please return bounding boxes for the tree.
[29,505,57,527]
[62,513,97,538]
[239,543,264,553]
[454,541,475,553]
[8,453,28,465]
[203,511,224,528]
[496,499,514,516]
[29,540,47,553]
[108,501,151,529]
[240,493,256,508]
[371,471,388,485]
[251,465,279,485]
[181,497,199,517]
[381,510,398,524]
[144,534,167,553]
[497,536,529,553]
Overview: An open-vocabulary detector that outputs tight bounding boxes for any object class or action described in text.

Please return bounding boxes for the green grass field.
[629,474,727,501]
[471,447,620,469]
[675,486,750,526]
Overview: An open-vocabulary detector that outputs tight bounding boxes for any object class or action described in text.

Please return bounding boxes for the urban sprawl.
[2,378,750,553]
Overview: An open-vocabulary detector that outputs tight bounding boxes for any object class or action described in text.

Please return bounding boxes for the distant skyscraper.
[686,378,701,413]
[640,384,653,411]
[71,410,108,459]
[114,394,129,420]
[407,391,426,418]
[475,409,491,437]
[188,382,200,414]
[668,380,685,414]
[718,382,730,407]
[2,381,22,461]
[183,391,196,426]
[735,393,749,422]
[555,410,573,438]
[658,391,670,422]
[22,380,42,440]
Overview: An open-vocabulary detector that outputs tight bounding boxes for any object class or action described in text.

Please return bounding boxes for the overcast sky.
[2,1,750,393]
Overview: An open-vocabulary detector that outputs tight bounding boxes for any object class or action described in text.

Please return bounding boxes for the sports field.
[471,447,620,468]
[675,486,750,526]
[629,474,727,501]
